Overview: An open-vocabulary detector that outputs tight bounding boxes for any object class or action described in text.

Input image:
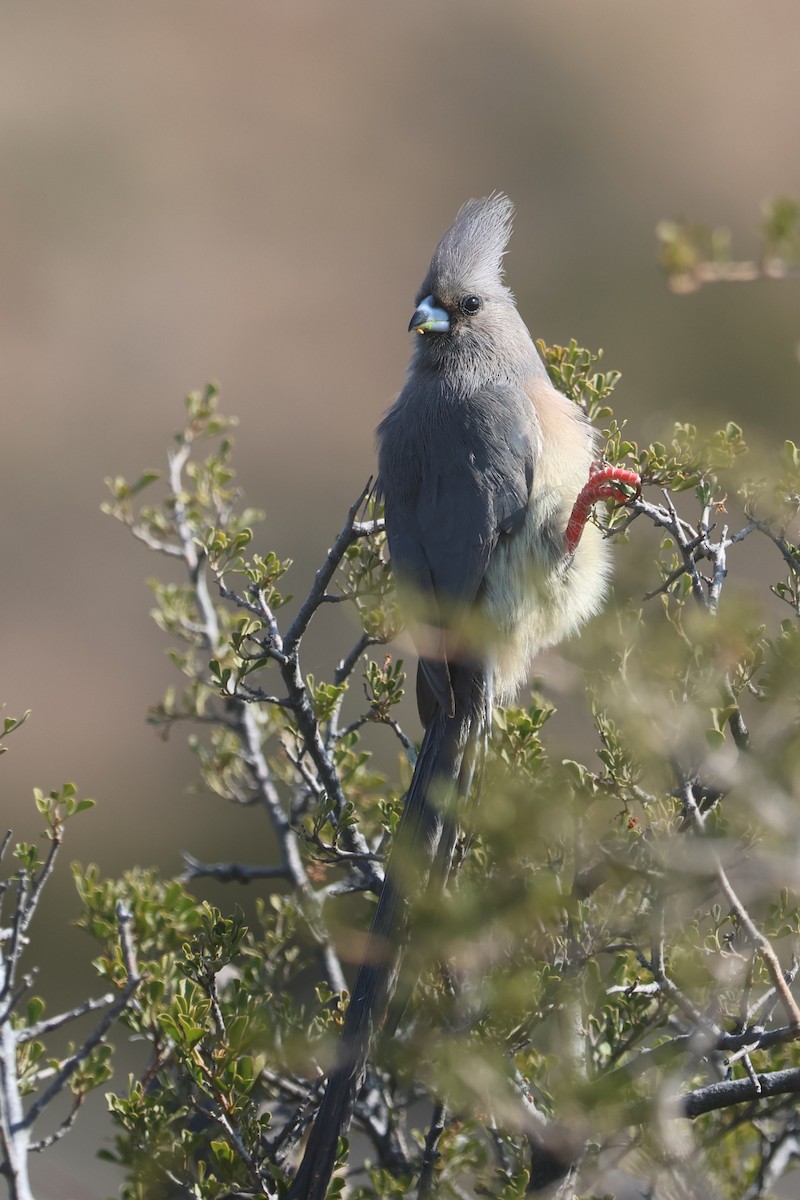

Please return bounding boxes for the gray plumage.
[289,195,610,1200]
[380,193,609,717]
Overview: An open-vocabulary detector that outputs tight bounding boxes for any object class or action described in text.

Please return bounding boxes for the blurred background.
[2,1,799,1194]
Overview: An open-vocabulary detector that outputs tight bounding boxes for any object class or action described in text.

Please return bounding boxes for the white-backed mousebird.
[288,195,639,1198]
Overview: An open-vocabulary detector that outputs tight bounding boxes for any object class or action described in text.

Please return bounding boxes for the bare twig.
[128,526,185,558]
[180,855,292,886]
[28,1093,84,1153]
[0,898,141,1200]
[666,259,800,293]
[636,950,722,1042]
[745,952,800,1027]
[418,1100,447,1198]
[284,481,375,656]
[191,1098,271,1197]
[334,631,382,688]
[715,860,800,1029]
[17,993,116,1044]
[19,910,141,1133]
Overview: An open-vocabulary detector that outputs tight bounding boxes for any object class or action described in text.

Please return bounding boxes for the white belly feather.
[482,383,612,703]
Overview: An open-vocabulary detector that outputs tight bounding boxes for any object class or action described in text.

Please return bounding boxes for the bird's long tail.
[287,668,488,1200]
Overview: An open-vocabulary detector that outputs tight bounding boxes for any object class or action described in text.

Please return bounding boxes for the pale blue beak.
[408,295,451,334]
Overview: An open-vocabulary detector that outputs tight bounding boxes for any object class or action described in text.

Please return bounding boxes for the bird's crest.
[423,193,514,299]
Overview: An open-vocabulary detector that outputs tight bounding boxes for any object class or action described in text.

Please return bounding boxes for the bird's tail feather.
[288,668,487,1200]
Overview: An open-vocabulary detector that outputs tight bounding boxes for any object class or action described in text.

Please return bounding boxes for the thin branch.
[715,860,800,1029]
[262,1071,342,1168]
[336,714,372,741]
[275,656,380,884]
[284,481,375,657]
[234,685,294,707]
[642,551,703,602]
[206,973,226,1040]
[729,521,758,545]
[15,832,62,945]
[706,523,728,615]
[262,1065,322,1102]
[606,1019,800,1096]
[236,705,349,995]
[28,1093,84,1153]
[281,741,325,799]
[334,632,381,687]
[17,993,116,1044]
[352,516,385,537]
[722,677,750,752]
[663,490,706,605]
[741,1053,762,1095]
[19,905,141,1131]
[667,258,800,292]
[746,952,800,1026]
[302,837,385,866]
[635,950,722,1042]
[753,519,800,572]
[677,774,800,1038]
[0,837,62,1024]
[212,571,274,627]
[418,1100,447,1199]
[168,440,221,650]
[384,715,415,755]
[191,1098,271,1197]
[128,525,185,558]
[179,855,292,886]
[743,1125,800,1200]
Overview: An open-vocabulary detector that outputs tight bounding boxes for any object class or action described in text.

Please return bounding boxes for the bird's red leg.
[565,463,641,557]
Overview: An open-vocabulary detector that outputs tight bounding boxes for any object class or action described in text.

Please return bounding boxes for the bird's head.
[407,194,534,388]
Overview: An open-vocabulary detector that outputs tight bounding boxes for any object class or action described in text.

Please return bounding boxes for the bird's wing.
[385,389,536,716]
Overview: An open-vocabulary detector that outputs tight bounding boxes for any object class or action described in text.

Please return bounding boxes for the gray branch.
[180,855,292,886]
[682,1066,800,1119]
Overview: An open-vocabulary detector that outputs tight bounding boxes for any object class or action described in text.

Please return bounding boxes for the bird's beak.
[408,295,450,335]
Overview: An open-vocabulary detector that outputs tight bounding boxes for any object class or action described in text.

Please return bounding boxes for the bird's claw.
[564,464,641,557]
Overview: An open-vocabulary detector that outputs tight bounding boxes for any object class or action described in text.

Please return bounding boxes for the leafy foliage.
[83,369,800,1199]
[657,196,800,292]
[0,767,127,1200]
[4,321,800,1198]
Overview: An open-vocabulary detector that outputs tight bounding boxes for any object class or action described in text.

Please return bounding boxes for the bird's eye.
[459,294,482,316]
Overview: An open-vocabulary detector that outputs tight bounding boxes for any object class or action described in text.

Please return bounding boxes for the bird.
[287,194,638,1199]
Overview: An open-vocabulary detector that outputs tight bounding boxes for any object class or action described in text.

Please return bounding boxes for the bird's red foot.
[565,463,641,557]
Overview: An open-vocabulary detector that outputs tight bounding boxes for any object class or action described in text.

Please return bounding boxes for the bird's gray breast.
[377,379,540,612]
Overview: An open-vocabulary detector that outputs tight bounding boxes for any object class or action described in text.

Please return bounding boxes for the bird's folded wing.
[386,399,535,715]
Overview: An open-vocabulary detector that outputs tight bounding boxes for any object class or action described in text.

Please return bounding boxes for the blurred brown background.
[2,2,799,1194]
